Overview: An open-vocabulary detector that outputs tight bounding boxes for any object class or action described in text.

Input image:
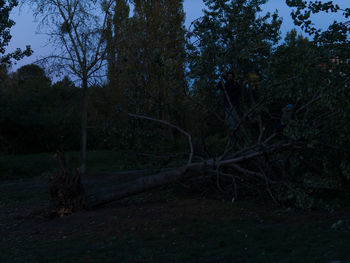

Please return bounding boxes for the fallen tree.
[50,112,294,215]
[50,87,348,215]
[51,71,350,214]
[49,66,343,214]
[45,0,350,215]
[89,139,292,208]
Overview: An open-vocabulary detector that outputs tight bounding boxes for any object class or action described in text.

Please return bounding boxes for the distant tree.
[51,76,76,90]
[0,65,51,153]
[17,64,51,92]
[26,0,116,173]
[0,69,84,154]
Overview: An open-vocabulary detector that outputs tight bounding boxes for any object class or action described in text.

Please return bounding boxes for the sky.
[6,0,349,72]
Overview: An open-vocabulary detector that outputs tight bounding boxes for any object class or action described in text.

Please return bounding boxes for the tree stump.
[49,151,86,216]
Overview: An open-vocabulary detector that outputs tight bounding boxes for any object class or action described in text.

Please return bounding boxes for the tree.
[27,0,115,173]
[107,0,186,117]
[284,0,350,195]
[132,0,186,119]
[106,0,131,108]
[0,65,83,154]
[0,0,31,65]
[286,0,350,36]
[105,0,187,151]
[186,0,282,143]
[17,64,51,91]
[187,0,281,80]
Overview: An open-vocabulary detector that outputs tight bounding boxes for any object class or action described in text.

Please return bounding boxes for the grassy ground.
[0,152,350,262]
[0,150,174,181]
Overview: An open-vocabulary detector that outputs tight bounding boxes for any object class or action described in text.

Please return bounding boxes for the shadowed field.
[0,152,349,263]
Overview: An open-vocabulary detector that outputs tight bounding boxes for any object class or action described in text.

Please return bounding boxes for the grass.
[1,201,349,262]
[0,152,57,180]
[1,177,350,263]
[0,150,161,181]
[1,152,350,262]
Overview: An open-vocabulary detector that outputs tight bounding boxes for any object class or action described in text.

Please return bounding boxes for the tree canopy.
[0,0,31,64]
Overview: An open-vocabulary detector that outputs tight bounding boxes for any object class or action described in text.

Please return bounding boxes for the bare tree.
[26,0,115,173]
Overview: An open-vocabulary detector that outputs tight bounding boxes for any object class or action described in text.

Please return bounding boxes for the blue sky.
[7,0,349,71]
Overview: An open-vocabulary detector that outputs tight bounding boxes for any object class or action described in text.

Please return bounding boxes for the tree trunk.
[80,76,89,174]
[88,142,291,208]
[89,166,198,208]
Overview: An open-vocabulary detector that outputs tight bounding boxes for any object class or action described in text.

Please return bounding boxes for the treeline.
[0,65,79,153]
[0,0,188,154]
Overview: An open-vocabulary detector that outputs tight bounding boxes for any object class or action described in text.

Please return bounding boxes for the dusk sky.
[7,0,349,71]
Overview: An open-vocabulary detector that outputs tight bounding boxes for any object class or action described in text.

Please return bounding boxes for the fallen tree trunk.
[89,166,193,208]
[86,167,175,178]
[88,142,292,208]
[48,141,291,215]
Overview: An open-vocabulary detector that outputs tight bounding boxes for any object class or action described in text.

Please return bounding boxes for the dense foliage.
[105,0,187,151]
[184,0,350,207]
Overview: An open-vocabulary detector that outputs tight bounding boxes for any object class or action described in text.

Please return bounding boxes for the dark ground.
[1,171,350,263]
